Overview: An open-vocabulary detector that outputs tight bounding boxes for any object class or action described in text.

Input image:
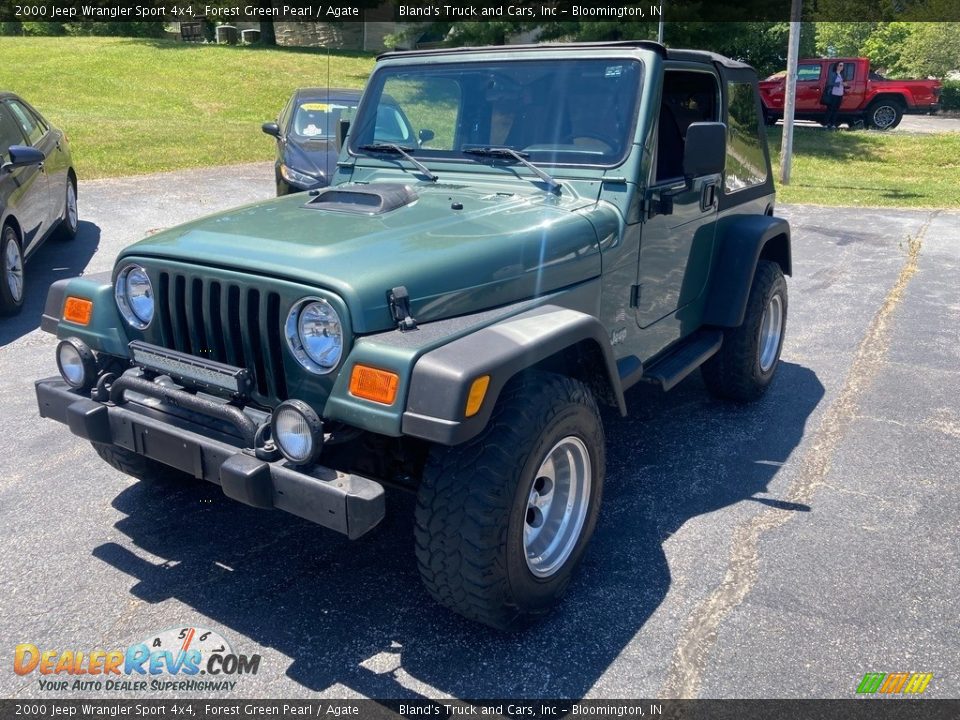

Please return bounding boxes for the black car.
[1,92,77,316]
[262,88,418,196]
[262,88,362,196]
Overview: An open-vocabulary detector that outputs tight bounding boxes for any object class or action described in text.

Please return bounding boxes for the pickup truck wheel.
[0,224,25,316]
[414,371,605,630]
[91,442,189,483]
[867,100,904,130]
[702,260,787,402]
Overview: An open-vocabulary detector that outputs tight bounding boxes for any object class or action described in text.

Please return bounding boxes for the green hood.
[119,182,603,333]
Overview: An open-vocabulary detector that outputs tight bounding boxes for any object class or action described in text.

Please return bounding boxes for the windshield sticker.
[605,66,624,78]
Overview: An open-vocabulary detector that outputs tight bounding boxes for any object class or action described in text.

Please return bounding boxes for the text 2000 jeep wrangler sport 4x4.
[36,41,790,630]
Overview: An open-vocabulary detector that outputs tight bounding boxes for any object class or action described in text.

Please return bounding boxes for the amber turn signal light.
[465,375,490,418]
[63,297,93,326]
[349,364,399,405]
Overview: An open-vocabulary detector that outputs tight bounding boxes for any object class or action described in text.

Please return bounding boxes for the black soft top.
[377,41,753,71]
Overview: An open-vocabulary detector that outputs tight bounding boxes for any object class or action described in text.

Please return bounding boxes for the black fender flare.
[401,304,624,446]
[703,215,791,328]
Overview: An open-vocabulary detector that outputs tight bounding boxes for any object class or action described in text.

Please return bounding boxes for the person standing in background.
[823,62,845,130]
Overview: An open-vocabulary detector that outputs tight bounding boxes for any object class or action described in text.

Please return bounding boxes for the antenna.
[326,44,331,140]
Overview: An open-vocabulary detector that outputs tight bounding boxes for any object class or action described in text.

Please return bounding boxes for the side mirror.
[418,128,435,143]
[261,122,281,138]
[1,145,45,173]
[337,118,350,148]
[683,122,727,178]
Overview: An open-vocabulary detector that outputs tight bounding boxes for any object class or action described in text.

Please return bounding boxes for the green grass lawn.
[770,125,960,208]
[1,37,958,209]
[0,36,375,178]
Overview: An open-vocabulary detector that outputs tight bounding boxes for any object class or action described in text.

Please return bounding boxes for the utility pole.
[779,0,803,184]
[657,10,664,44]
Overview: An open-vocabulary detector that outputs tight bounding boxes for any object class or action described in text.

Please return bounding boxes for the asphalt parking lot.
[2,164,958,700]
[781,113,960,133]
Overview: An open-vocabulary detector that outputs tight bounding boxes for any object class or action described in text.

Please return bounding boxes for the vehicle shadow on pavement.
[0,221,99,347]
[92,361,823,698]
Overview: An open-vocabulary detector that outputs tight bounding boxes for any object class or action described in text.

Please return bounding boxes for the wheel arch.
[869,92,908,110]
[401,305,625,446]
[2,213,22,242]
[703,214,791,328]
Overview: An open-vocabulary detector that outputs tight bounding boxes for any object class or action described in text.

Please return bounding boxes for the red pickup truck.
[759,57,942,130]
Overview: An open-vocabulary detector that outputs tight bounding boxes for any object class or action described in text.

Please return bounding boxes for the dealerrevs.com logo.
[856,672,934,695]
[14,626,261,692]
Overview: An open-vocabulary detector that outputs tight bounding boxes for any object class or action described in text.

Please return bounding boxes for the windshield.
[349,58,643,167]
[290,100,358,140]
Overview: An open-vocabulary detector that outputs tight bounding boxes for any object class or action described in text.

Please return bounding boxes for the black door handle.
[700,182,717,212]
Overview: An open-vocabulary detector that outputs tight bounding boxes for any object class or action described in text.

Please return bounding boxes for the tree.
[859,22,914,74]
[814,22,877,57]
[897,22,960,78]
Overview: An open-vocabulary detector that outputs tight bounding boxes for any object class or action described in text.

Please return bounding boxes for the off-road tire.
[92,442,189,483]
[56,177,78,241]
[702,260,787,402]
[414,371,605,630]
[0,224,24,316]
[866,99,904,130]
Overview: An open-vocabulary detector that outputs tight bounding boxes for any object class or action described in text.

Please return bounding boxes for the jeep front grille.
[153,272,288,405]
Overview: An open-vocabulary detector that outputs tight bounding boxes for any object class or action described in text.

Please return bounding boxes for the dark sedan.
[262,88,419,196]
[262,88,362,196]
[1,92,77,316]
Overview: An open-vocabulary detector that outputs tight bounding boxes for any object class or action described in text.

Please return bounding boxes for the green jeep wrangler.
[35,41,790,630]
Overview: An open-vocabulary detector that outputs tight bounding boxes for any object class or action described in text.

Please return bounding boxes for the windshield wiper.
[357,143,438,182]
[462,146,561,194]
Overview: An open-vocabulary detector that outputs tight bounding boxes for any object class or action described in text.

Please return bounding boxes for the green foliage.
[940,80,960,112]
[21,21,65,35]
[64,22,167,38]
[813,22,959,78]
[897,23,960,78]
[814,22,877,57]
[859,22,913,73]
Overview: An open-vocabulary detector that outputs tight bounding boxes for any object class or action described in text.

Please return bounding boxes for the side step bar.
[642,329,723,391]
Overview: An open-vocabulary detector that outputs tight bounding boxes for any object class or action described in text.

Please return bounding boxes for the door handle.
[700,182,717,212]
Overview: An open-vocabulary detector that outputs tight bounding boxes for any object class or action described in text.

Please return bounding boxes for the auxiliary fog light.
[56,337,98,391]
[272,399,324,466]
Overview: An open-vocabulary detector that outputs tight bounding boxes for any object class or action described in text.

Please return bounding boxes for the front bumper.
[35,377,385,539]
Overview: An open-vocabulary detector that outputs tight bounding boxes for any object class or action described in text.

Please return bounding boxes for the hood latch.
[388,286,417,332]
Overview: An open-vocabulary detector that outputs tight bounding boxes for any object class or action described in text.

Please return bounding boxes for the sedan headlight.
[280,164,321,187]
[285,297,343,374]
[115,264,154,329]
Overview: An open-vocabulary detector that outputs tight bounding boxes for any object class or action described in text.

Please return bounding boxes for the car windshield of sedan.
[349,58,643,167]
[291,100,358,139]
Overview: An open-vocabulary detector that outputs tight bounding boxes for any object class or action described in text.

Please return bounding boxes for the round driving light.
[272,400,323,466]
[284,297,344,374]
[115,264,154,329]
[56,338,98,390]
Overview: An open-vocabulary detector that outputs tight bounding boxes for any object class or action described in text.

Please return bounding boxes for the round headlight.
[272,400,323,465]
[57,337,98,390]
[115,264,154,329]
[285,297,343,374]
